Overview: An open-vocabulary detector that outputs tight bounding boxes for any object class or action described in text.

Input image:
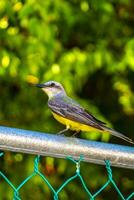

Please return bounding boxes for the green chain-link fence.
[0,152,134,200]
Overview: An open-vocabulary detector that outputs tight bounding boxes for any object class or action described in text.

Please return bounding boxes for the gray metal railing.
[0,126,134,169]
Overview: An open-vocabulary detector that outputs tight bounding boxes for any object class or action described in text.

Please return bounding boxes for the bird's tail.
[102,126,134,144]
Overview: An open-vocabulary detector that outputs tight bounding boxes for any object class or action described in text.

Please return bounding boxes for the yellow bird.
[36,81,133,144]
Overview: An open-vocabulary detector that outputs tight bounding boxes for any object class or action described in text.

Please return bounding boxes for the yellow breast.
[52,112,100,132]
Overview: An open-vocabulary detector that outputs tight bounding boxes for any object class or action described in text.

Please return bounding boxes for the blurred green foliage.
[0,0,134,199]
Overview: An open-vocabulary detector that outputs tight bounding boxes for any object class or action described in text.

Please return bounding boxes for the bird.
[36,80,133,144]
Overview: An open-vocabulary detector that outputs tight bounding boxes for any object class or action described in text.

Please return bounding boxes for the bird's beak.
[35,83,45,88]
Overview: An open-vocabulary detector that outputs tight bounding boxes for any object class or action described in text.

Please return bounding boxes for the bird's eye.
[50,82,55,87]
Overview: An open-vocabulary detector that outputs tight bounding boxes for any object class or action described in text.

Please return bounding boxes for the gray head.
[36,81,66,98]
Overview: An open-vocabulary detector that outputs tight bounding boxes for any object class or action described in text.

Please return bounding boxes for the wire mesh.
[0,152,133,200]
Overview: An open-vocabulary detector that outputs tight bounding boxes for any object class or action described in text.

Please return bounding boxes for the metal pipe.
[0,126,134,169]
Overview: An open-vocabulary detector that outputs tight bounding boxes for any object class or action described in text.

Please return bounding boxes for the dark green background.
[0,0,134,199]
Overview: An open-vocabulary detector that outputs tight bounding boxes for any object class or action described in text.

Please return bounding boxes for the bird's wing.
[48,97,105,130]
[48,96,134,144]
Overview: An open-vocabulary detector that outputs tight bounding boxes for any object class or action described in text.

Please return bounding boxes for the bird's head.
[36,81,66,98]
